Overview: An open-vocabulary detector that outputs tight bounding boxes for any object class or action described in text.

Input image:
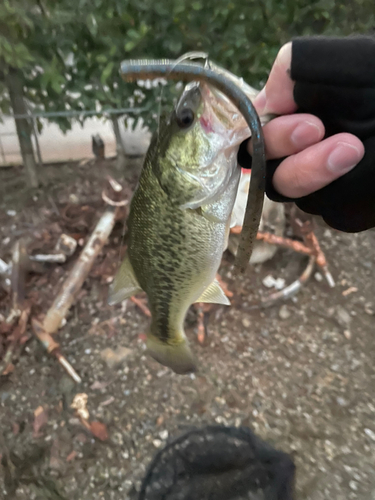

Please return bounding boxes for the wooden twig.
[231,226,314,256]
[10,239,28,315]
[130,296,151,317]
[6,240,43,323]
[0,306,30,375]
[231,225,334,287]
[43,206,118,334]
[215,273,233,298]
[256,232,314,257]
[302,229,335,288]
[32,319,82,383]
[195,303,206,345]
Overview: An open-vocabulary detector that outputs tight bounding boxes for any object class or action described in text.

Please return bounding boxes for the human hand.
[240,36,375,232]
[249,43,364,198]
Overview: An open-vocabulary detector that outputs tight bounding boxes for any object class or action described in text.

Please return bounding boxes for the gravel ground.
[0,161,374,500]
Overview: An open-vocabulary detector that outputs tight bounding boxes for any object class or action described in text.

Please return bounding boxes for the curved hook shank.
[120,59,266,274]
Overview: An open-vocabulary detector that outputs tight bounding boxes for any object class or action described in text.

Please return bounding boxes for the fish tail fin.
[146,334,197,375]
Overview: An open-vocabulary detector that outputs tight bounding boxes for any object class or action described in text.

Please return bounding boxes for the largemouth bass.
[109,82,251,374]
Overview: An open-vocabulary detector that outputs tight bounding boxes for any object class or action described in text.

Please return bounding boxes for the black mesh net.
[138,426,295,500]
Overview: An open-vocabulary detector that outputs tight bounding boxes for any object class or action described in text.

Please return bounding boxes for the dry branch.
[130,296,151,317]
[32,319,81,383]
[0,306,30,375]
[43,206,118,334]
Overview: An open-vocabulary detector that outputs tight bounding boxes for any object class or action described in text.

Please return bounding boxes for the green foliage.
[0,1,34,70]
[1,0,374,131]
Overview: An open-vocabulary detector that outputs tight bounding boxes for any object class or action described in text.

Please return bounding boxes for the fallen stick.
[303,229,335,288]
[10,239,28,316]
[32,319,82,383]
[215,273,234,298]
[30,254,67,264]
[231,226,334,287]
[6,240,43,323]
[230,227,314,257]
[0,306,30,375]
[130,296,151,317]
[43,206,118,334]
[195,303,206,345]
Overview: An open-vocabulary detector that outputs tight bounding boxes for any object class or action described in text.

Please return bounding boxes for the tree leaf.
[89,421,108,441]
[100,61,114,84]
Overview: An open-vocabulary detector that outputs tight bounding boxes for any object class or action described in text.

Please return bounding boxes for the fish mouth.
[199,114,214,134]
[199,83,245,140]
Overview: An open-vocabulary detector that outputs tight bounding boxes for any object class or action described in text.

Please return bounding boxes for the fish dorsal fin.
[195,279,230,305]
[108,255,142,305]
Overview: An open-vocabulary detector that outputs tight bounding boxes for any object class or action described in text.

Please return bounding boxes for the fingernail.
[254,88,267,114]
[291,121,322,148]
[327,142,362,174]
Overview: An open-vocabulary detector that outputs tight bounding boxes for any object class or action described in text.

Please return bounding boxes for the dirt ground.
[0,160,374,500]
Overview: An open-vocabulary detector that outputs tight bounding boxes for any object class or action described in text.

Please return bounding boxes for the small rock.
[69,193,80,204]
[336,306,351,328]
[336,397,348,407]
[279,305,291,320]
[242,317,251,328]
[351,358,361,371]
[262,275,275,288]
[274,278,285,290]
[100,346,132,369]
[314,272,323,282]
[55,233,77,256]
[6,210,16,217]
[364,428,375,442]
[344,330,352,340]
[159,430,168,440]
[153,439,162,448]
[364,303,374,315]
[156,416,164,426]
[262,275,285,289]
[349,480,358,491]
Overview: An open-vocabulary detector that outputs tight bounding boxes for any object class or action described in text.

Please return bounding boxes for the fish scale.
[129,161,225,338]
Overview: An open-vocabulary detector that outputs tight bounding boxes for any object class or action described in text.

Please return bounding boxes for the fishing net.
[137,426,295,500]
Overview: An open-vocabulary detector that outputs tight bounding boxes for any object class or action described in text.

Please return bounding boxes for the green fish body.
[109,83,249,373]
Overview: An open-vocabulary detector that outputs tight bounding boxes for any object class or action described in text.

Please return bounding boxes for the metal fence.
[0,107,150,167]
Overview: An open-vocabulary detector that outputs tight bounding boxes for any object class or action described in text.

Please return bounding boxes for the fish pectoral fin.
[146,335,197,375]
[195,279,231,306]
[108,255,142,305]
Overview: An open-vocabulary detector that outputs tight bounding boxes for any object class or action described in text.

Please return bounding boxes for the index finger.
[254,42,297,116]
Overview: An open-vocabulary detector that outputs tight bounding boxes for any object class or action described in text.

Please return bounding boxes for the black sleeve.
[239,35,375,233]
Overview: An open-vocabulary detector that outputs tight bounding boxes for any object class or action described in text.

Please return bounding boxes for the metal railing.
[0,106,148,166]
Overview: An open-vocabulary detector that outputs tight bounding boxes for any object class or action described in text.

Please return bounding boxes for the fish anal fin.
[108,255,142,305]
[195,279,230,305]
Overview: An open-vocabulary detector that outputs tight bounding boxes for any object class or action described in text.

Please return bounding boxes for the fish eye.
[176,108,195,129]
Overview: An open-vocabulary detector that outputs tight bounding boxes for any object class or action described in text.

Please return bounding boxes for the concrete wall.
[0,116,151,166]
